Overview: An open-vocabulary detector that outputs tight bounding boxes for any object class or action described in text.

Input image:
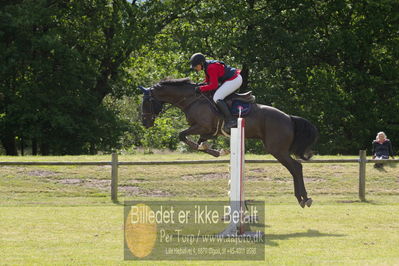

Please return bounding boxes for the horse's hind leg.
[273,152,312,208]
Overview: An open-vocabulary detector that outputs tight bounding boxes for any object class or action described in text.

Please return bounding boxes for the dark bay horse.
[139,78,318,208]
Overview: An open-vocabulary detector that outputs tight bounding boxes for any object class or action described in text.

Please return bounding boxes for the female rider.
[190,53,242,132]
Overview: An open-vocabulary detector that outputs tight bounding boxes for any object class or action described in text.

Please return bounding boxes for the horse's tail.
[289,115,318,160]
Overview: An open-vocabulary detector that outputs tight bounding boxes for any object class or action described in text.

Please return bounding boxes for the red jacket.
[199,62,240,92]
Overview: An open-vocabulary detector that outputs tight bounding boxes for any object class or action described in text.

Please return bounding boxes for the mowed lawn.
[1,153,399,265]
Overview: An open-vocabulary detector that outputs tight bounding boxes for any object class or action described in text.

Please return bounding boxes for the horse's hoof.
[305,198,313,207]
[198,142,209,150]
[299,200,306,208]
[219,149,230,156]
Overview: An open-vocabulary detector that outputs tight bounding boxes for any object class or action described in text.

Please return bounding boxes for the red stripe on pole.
[239,118,245,234]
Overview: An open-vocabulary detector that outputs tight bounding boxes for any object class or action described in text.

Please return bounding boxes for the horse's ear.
[138,86,149,95]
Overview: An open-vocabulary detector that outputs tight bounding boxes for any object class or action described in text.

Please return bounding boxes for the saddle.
[203,91,256,104]
[225,91,256,104]
[204,91,256,117]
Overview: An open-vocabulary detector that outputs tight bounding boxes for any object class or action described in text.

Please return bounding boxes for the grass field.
[1,153,399,265]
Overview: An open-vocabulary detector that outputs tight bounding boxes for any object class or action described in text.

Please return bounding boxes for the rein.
[143,87,204,119]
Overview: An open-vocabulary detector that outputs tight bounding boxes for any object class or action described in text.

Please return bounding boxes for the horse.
[139,78,318,208]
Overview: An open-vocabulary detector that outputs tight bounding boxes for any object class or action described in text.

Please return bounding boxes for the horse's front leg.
[179,126,220,157]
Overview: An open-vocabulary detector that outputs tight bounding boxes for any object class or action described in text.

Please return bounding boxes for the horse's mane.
[158,78,194,86]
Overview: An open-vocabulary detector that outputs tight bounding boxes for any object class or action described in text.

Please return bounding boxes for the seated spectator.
[372,131,395,168]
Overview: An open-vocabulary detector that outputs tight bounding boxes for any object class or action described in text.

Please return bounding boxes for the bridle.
[142,90,164,121]
[142,86,205,120]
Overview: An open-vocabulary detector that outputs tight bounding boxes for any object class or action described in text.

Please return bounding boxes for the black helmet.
[190,53,206,69]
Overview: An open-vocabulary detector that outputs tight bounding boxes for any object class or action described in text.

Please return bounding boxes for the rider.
[190,52,242,132]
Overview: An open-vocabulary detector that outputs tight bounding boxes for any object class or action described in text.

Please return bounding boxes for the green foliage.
[141,117,178,151]
[152,0,399,155]
[1,0,398,155]
[0,0,188,155]
[104,94,189,152]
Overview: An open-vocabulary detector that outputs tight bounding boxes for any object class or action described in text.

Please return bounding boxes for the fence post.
[359,150,366,202]
[111,153,119,202]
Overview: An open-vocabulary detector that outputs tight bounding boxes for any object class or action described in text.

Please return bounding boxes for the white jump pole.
[229,117,246,234]
[219,115,261,238]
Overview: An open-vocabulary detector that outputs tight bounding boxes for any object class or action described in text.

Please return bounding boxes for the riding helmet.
[190,53,206,69]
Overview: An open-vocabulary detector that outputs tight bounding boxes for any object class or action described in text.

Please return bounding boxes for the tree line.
[1,0,398,155]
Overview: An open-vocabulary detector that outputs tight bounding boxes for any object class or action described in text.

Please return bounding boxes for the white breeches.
[213,74,243,102]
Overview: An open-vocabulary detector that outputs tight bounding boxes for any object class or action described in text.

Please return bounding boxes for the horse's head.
[139,78,196,127]
[139,86,163,128]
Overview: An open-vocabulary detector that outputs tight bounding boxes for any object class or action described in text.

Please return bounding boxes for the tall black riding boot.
[216,100,237,133]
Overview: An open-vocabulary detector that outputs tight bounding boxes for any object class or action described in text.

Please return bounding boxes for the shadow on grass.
[336,199,378,205]
[113,200,124,205]
[265,229,345,246]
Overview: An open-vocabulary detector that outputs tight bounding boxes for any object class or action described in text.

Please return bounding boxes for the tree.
[1,0,398,155]
[150,0,399,154]
[0,0,194,155]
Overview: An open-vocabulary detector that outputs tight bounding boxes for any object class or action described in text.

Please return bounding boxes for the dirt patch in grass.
[57,178,82,184]
[252,176,290,183]
[51,178,111,189]
[181,173,228,180]
[120,186,171,197]
[304,176,326,182]
[85,179,111,189]
[145,190,172,197]
[247,176,325,183]
[249,168,267,173]
[125,178,147,183]
[119,185,140,195]
[119,185,171,197]
[26,170,60,177]
[51,178,171,197]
